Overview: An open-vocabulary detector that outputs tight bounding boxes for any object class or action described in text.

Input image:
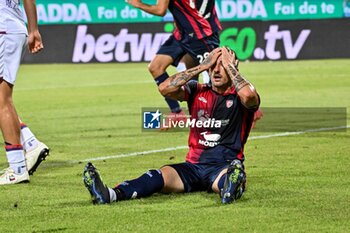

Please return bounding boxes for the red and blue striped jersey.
[183,81,258,164]
[169,0,222,40]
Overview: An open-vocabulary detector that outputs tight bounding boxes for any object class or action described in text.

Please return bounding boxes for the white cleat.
[25,142,50,175]
[0,168,29,185]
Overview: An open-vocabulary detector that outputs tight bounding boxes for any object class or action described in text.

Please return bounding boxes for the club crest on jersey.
[226,100,233,108]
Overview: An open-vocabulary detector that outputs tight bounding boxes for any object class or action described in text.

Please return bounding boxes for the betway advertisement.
[22,19,350,63]
[31,0,346,24]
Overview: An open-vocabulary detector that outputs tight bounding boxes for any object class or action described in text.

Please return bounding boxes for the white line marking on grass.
[16,80,153,91]
[81,146,188,162]
[80,125,348,163]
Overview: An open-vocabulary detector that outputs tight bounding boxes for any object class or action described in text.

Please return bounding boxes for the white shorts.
[0,33,27,85]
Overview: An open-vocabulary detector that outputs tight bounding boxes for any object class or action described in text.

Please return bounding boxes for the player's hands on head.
[221,46,239,69]
[201,47,222,70]
[27,30,43,54]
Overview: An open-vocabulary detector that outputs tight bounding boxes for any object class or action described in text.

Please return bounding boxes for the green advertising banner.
[33,0,346,25]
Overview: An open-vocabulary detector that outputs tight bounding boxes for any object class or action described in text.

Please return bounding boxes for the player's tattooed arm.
[226,64,250,92]
[158,66,203,101]
[159,48,222,101]
[166,47,222,87]
[169,66,202,87]
[222,47,259,109]
[201,48,222,69]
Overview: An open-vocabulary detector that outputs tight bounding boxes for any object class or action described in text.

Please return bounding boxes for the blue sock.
[154,72,169,86]
[165,98,182,113]
[114,169,164,200]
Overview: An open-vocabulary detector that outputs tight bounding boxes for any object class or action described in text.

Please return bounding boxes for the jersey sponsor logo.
[198,131,221,147]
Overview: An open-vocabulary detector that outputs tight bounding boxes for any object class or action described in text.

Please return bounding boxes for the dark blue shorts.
[166,161,231,193]
[157,33,220,66]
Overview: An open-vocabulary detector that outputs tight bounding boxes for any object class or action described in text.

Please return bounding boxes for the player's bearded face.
[209,56,231,89]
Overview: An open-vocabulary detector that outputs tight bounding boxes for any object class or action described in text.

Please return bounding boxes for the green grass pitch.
[0,60,349,232]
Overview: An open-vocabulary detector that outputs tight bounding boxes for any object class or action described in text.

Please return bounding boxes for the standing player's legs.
[176,53,197,72]
[0,34,49,185]
[20,119,50,175]
[177,53,210,83]
[0,33,29,185]
[149,36,186,114]
[182,33,220,84]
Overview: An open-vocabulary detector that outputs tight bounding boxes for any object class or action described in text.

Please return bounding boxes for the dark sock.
[154,72,169,86]
[154,73,182,113]
[114,169,164,200]
[165,98,182,113]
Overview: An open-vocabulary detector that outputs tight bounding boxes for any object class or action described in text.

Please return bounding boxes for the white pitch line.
[80,125,348,163]
[81,146,188,162]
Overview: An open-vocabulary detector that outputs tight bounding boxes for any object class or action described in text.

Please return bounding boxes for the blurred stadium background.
[22,0,350,63]
[0,0,349,232]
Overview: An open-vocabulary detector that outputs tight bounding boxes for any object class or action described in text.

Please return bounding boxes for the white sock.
[108,188,117,202]
[20,125,39,152]
[6,146,26,174]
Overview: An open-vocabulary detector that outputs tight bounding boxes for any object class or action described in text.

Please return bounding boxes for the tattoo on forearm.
[168,66,201,88]
[227,63,239,78]
[233,74,250,92]
[227,64,250,92]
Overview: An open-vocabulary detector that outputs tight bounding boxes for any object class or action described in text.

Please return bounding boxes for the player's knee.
[160,166,184,193]
[160,166,173,185]
[148,59,171,77]
[148,61,162,77]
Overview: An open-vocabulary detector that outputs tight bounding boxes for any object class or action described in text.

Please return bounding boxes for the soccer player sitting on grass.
[83,47,260,204]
